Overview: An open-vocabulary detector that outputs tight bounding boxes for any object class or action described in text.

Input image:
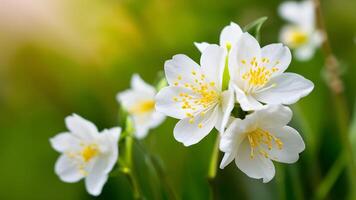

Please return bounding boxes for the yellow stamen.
[81,144,99,162]
[129,100,155,114]
[247,128,283,159]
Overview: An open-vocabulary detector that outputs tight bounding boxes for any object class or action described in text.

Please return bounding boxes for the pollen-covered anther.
[81,144,99,163]
[247,128,284,159]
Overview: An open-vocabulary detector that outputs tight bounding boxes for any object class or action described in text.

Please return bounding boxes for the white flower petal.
[261,43,291,76]
[254,73,314,105]
[278,0,315,30]
[174,107,219,146]
[50,132,80,153]
[294,45,315,61]
[194,42,211,53]
[218,87,235,132]
[219,152,235,169]
[229,32,261,80]
[155,86,200,119]
[85,158,109,196]
[97,128,120,173]
[132,112,166,139]
[219,118,246,153]
[117,89,154,111]
[65,114,98,140]
[55,155,85,183]
[105,127,121,143]
[219,22,243,48]
[235,140,275,183]
[234,85,263,111]
[200,44,226,90]
[266,126,305,163]
[164,54,201,86]
[131,74,156,95]
[310,30,324,47]
[254,105,292,129]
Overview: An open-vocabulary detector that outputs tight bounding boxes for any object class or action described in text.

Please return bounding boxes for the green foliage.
[243,16,268,42]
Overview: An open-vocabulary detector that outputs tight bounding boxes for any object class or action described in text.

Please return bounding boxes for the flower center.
[287,29,309,48]
[81,144,99,162]
[247,128,283,159]
[241,57,279,91]
[130,100,155,114]
[172,71,219,127]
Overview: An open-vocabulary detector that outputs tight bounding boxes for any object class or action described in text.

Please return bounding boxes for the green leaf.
[243,16,268,42]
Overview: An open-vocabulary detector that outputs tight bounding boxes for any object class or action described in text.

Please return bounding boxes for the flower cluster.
[156,22,314,182]
[50,17,316,197]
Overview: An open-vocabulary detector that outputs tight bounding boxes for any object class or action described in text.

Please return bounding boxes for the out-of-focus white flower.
[219,105,305,183]
[194,22,243,53]
[117,74,165,139]
[279,0,323,60]
[156,45,234,146]
[50,114,120,196]
[228,32,314,111]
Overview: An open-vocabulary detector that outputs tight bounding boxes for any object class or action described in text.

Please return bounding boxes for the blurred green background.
[0,0,355,199]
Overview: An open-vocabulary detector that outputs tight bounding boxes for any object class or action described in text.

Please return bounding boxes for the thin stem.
[208,135,220,180]
[208,135,220,200]
[118,116,143,199]
[121,168,141,200]
[125,135,134,168]
[313,0,356,195]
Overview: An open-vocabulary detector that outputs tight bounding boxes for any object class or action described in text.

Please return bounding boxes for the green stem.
[119,117,142,199]
[208,135,220,200]
[314,152,346,200]
[121,168,141,200]
[125,135,134,168]
[208,135,220,180]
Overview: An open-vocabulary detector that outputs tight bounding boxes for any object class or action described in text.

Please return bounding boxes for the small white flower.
[50,114,121,196]
[278,0,323,60]
[228,32,314,111]
[117,74,165,139]
[219,105,305,183]
[155,45,234,146]
[194,22,243,53]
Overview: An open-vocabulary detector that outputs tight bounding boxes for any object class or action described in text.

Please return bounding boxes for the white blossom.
[117,74,165,139]
[50,114,120,196]
[229,32,314,111]
[279,0,323,60]
[155,45,234,146]
[219,105,305,183]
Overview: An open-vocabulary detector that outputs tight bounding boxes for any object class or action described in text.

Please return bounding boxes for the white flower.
[219,105,305,183]
[155,44,235,146]
[278,0,323,60]
[228,32,314,111]
[50,114,121,196]
[194,22,243,53]
[117,74,165,139]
